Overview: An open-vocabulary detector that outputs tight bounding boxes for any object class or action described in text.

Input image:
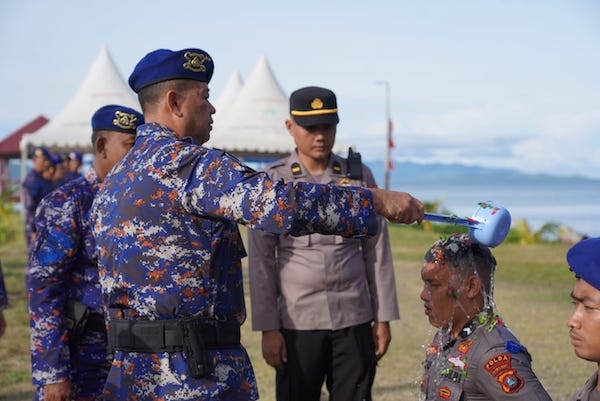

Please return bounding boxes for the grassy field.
[0,221,593,401]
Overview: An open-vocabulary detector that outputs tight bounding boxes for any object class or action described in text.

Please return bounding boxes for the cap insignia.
[311,98,324,110]
[113,111,138,130]
[183,51,211,73]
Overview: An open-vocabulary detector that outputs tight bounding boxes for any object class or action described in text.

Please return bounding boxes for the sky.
[1,0,599,178]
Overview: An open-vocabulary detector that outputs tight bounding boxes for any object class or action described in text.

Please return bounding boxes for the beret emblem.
[113,111,138,130]
[183,51,211,73]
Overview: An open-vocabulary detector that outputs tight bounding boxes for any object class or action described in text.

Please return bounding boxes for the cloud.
[343,103,600,179]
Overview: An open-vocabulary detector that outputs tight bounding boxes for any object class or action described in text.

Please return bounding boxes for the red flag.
[387,159,394,171]
[388,119,394,148]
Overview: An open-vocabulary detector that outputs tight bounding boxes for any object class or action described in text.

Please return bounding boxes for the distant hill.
[364,160,600,186]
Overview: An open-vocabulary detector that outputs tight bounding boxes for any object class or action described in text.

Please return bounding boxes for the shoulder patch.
[291,162,302,176]
[484,353,524,393]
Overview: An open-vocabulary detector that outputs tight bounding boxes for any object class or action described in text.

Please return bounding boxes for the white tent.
[213,70,243,113]
[208,55,350,160]
[20,46,139,154]
[207,55,293,159]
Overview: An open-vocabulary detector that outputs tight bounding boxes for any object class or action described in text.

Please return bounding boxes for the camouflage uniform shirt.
[91,122,378,401]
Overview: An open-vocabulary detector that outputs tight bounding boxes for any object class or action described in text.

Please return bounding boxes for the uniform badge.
[113,111,138,130]
[484,353,524,393]
[291,162,302,176]
[438,386,451,400]
[337,178,352,186]
[183,51,211,72]
[311,97,323,110]
[332,161,342,174]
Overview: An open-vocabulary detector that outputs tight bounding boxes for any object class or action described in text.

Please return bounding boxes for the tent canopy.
[20,46,139,154]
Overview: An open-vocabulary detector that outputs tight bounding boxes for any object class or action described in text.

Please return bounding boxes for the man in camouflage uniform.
[28,104,143,401]
[419,234,552,400]
[248,86,399,401]
[90,47,423,401]
[22,146,52,250]
[566,237,600,401]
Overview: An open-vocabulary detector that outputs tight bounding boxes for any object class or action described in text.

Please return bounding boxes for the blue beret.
[67,151,82,162]
[49,153,63,165]
[567,237,600,291]
[31,146,50,159]
[128,48,214,93]
[91,105,144,134]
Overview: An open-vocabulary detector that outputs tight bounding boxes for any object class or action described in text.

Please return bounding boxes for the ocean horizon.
[367,161,600,238]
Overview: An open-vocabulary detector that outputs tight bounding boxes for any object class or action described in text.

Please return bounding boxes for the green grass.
[0,220,592,401]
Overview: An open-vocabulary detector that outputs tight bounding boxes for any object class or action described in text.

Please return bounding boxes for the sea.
[9,159,600,238]
[367,161,600,239]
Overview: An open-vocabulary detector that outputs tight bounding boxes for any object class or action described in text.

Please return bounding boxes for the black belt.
[109,316,241,353]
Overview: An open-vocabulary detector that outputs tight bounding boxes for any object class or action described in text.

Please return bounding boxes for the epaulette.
[291,162,302,176]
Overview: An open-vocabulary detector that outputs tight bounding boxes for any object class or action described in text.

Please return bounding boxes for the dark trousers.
[276,322,377,401]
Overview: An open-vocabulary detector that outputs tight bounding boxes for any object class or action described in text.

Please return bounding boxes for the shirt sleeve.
[28,190,81,386]
[179,150,379,238]
[247,228,281,331]
[474,345,553,400]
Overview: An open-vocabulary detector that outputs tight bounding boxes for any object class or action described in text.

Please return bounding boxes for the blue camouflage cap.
[567,237,600,291]
[91,105,144,134]
[128,48,214,93]
[49,153,63,166]
[30,146,50,159]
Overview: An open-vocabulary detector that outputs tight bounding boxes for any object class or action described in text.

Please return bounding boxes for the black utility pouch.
[180,315,212,378]
[65,299,89,348]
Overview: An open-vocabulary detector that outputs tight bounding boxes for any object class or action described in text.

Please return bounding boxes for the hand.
[262,330,287,370]
[44,380,72,401]
[370,188,424,224]
[372,321,392,360]
[0,311,6,337]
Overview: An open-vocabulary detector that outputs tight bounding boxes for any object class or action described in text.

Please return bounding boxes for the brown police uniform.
[248,151,399,401]
[570,372,600,401]
[421,314,552,401]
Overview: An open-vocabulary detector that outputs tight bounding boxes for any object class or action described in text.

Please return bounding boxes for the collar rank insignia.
[291,162,302,176]
[113,111,137,130]
[332,161,342,174]
[183,51,211,73]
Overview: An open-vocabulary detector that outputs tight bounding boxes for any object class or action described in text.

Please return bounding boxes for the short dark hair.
[137,79,197,113]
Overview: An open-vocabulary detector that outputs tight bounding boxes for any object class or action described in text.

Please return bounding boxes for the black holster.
[180,315,212,378]
[65,299,89,349]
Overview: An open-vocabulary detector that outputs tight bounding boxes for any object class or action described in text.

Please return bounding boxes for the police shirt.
[248,151,399,331]
[421,312,552,401]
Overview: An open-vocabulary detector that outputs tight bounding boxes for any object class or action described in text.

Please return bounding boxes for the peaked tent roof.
[207,55,292,159]
[213,70,243,113]
[0,115,48,158]
[20,46,140,153]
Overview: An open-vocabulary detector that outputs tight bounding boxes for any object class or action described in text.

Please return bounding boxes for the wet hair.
[424,233,497,295]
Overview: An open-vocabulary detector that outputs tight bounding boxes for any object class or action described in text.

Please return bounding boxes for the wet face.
[420,261,466,331]
[179,81,216,144]
[286,119,336,164]
[567,278,600,362]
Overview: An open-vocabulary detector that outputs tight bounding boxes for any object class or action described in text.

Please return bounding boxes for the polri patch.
[484,353,524,393]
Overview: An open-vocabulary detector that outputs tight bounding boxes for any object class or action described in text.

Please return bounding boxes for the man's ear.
[167,90,184,117]
[465,275,483,298]
[285,119,293,135]
[95,135,107,158]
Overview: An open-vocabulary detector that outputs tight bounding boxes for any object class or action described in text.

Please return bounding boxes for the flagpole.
[376,80,392,190]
